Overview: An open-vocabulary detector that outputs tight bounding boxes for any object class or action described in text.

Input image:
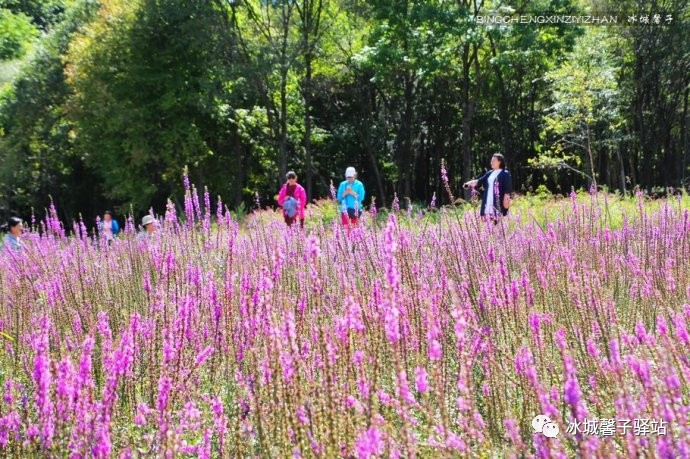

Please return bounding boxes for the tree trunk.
[400,73,415,199]
[683,86,689,186]
[304,52,313,202]
[233,132,244,206]
[616,145,626,195]
[461,42,480,200]
[297,0,322,203]
[366,143,386,208]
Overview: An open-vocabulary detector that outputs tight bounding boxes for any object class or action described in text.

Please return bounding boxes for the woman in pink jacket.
[277,171,307,228]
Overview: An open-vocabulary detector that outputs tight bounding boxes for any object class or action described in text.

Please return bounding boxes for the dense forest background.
[0,0,688,224]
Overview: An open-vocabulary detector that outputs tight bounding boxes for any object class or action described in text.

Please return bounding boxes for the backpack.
[283,196,298,218]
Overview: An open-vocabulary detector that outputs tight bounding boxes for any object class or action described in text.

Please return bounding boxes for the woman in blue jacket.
[98,210,120,242]
[464,153,512,219]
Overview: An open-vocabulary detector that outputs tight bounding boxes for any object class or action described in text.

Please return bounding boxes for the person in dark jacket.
[464,153,512,219]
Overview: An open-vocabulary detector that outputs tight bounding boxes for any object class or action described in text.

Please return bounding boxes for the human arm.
[502,171,513,208]
[463,171,490,189]
[298,185,307,210]
[355,181,365,206]
[277,184,287,206]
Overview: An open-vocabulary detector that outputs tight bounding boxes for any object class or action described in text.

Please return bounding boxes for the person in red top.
[277,171,307,228]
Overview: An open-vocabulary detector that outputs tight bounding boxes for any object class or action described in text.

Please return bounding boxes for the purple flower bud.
[414,367,429,394]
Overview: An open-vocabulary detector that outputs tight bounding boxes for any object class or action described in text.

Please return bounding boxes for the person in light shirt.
[463,153,513,220]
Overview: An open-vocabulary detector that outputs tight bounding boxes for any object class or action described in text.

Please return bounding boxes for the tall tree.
[533,28,624,191]
[295,0,324,201]
[0,0,98,221]
[65,0,235,213]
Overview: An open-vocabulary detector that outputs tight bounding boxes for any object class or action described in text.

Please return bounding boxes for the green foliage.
[535,28,625,186]
[0,8,38,60]
[0,0,98,220]
[65,0,237,211]
[0,0,69,29]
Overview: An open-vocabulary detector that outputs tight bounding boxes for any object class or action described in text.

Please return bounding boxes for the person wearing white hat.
[137,214,156,241]
[337,166,365,230]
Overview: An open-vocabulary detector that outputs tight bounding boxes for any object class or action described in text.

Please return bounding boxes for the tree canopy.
[0,0,688,223]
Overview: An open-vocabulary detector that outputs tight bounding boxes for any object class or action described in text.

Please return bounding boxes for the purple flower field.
[1,186,689,458]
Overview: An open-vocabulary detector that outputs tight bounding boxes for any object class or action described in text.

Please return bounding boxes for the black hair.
[104,210,112,216]
[492,153,506,169]
[286,171,297,180]
[1,217,22,233]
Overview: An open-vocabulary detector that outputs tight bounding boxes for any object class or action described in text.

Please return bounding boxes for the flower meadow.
[1,184,689,458]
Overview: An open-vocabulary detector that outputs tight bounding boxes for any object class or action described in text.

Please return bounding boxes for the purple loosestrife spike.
[297,406,309,425]
[192,185,202,224]
[355,427,385,459]
[429,192,436,209]
[585,339,600,360]
[428,339,442,361]
[635,321,648,344]
[56,357,75,423]
[554,328,567,351]
[157,374,172,425]
[503,418,525,450]
[441,158,454,202]
[32,318,54,448]
[125,215,135,234]
[135,404,150,426]
[392,193,400,212]
[165,199,177,227]
[529,312,542,349]
[199,429,212,459]
[397,369,415,405]
[673,313,690,344]
[216,196,224,227]
[369,197,377,218]
[184,188,194,228]
[657,315,668,336]
[4,379,15,405]
[564,354,588,421]
[183,166,190,191]
[414,367,428,394]
[204,187,211,221]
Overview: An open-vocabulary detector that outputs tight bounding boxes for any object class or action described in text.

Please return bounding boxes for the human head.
[286,171,297,183]
[103,211,112,222]
[6,217,23,237]
[491,153,506,170]
[345,166,356,183]
[141,215,155,234]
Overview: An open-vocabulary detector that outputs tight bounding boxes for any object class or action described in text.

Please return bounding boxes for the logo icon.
[532,415,560,438]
